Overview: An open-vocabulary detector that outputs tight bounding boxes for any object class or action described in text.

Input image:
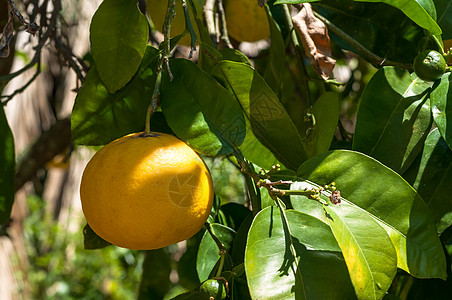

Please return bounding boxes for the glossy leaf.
[137,249,171,300]
[212,61,307,170]
[404,128,452,231]
[0,105,14,224]
[431,72,452,151]
[297,150,447,279]
[245,207,355,299]
[353,67,432,173]
[196,224,235,282]
[161,59,246,157]
[324,204,397,300]
[355,0,441,35]
[90,0,148,93]
[71,46,159,146]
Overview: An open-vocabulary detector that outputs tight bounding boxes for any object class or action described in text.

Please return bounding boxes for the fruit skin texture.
[199,279,227,300]
[80,132,214,250]
[413,50,447,81]
[146,0,204,46]
[224,0,270,42]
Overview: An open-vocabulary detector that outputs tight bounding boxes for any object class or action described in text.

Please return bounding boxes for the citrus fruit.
[200,279,227,300]
[224,0,270,42]
[413,49,447,81]
[147,0,204,46]
[80,132,214,250]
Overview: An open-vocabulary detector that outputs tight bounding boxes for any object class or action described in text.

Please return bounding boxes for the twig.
[204,0,217,46]
[216,0,232,48]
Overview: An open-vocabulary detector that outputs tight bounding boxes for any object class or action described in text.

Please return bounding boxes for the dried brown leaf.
[292,4,336,80]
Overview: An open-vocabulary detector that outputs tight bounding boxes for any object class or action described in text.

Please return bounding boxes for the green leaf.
[324,204,397,300]
[137,249,172,300]
[219,48,251,66]
[212,61,307,170]
[161,59,246,157]
[434,0,452,39]
[0,105,14,224]
[404,128,452,231]
[353,67,432,173]
[90,0,149,93]
[310,92,339,156]
[83,224,111,250]
[245,207,356,299]
[263,4,286,95]
[431,72,452,151]
[196,224,235,282]
[297,150,447,279]
[71,46,159,146]
[354,0,441,35]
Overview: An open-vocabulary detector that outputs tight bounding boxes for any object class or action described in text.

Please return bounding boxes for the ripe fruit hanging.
[413,50,447,81]
[80,132,214,250]
[224,0,270,42]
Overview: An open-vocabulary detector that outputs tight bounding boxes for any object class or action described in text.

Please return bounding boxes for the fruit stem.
[144,0,175,135]
[215,254,226,278]
[144,71,163,135]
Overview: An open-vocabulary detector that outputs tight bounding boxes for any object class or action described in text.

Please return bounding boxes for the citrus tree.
[1,0,452,299]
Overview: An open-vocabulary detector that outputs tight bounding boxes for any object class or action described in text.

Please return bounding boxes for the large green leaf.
[353,67,432,173]
[90,0,148,93]
[196,224,235,282]
[0,105,15,224]
[211,61,307,170]
[245,207,356,299]
[404,128,452,232]
[354,0,441,35]
[324,204,397,299]
[434,0,452,39]
[431,72,452,151]
[160,59,246,156]
[296,150,447,279]
[71,46,159,146]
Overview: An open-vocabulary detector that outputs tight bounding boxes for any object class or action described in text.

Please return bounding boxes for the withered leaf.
[292,4,336,80]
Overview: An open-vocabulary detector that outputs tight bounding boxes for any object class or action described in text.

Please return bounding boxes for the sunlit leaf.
[324,204,397,299]
[212,61,307,170]
[245,207,355,299]
[90,0,148,93]
[353,67,432,173]
[71,46,159,146]
[161,59,246,157]
[296,150,447,279]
